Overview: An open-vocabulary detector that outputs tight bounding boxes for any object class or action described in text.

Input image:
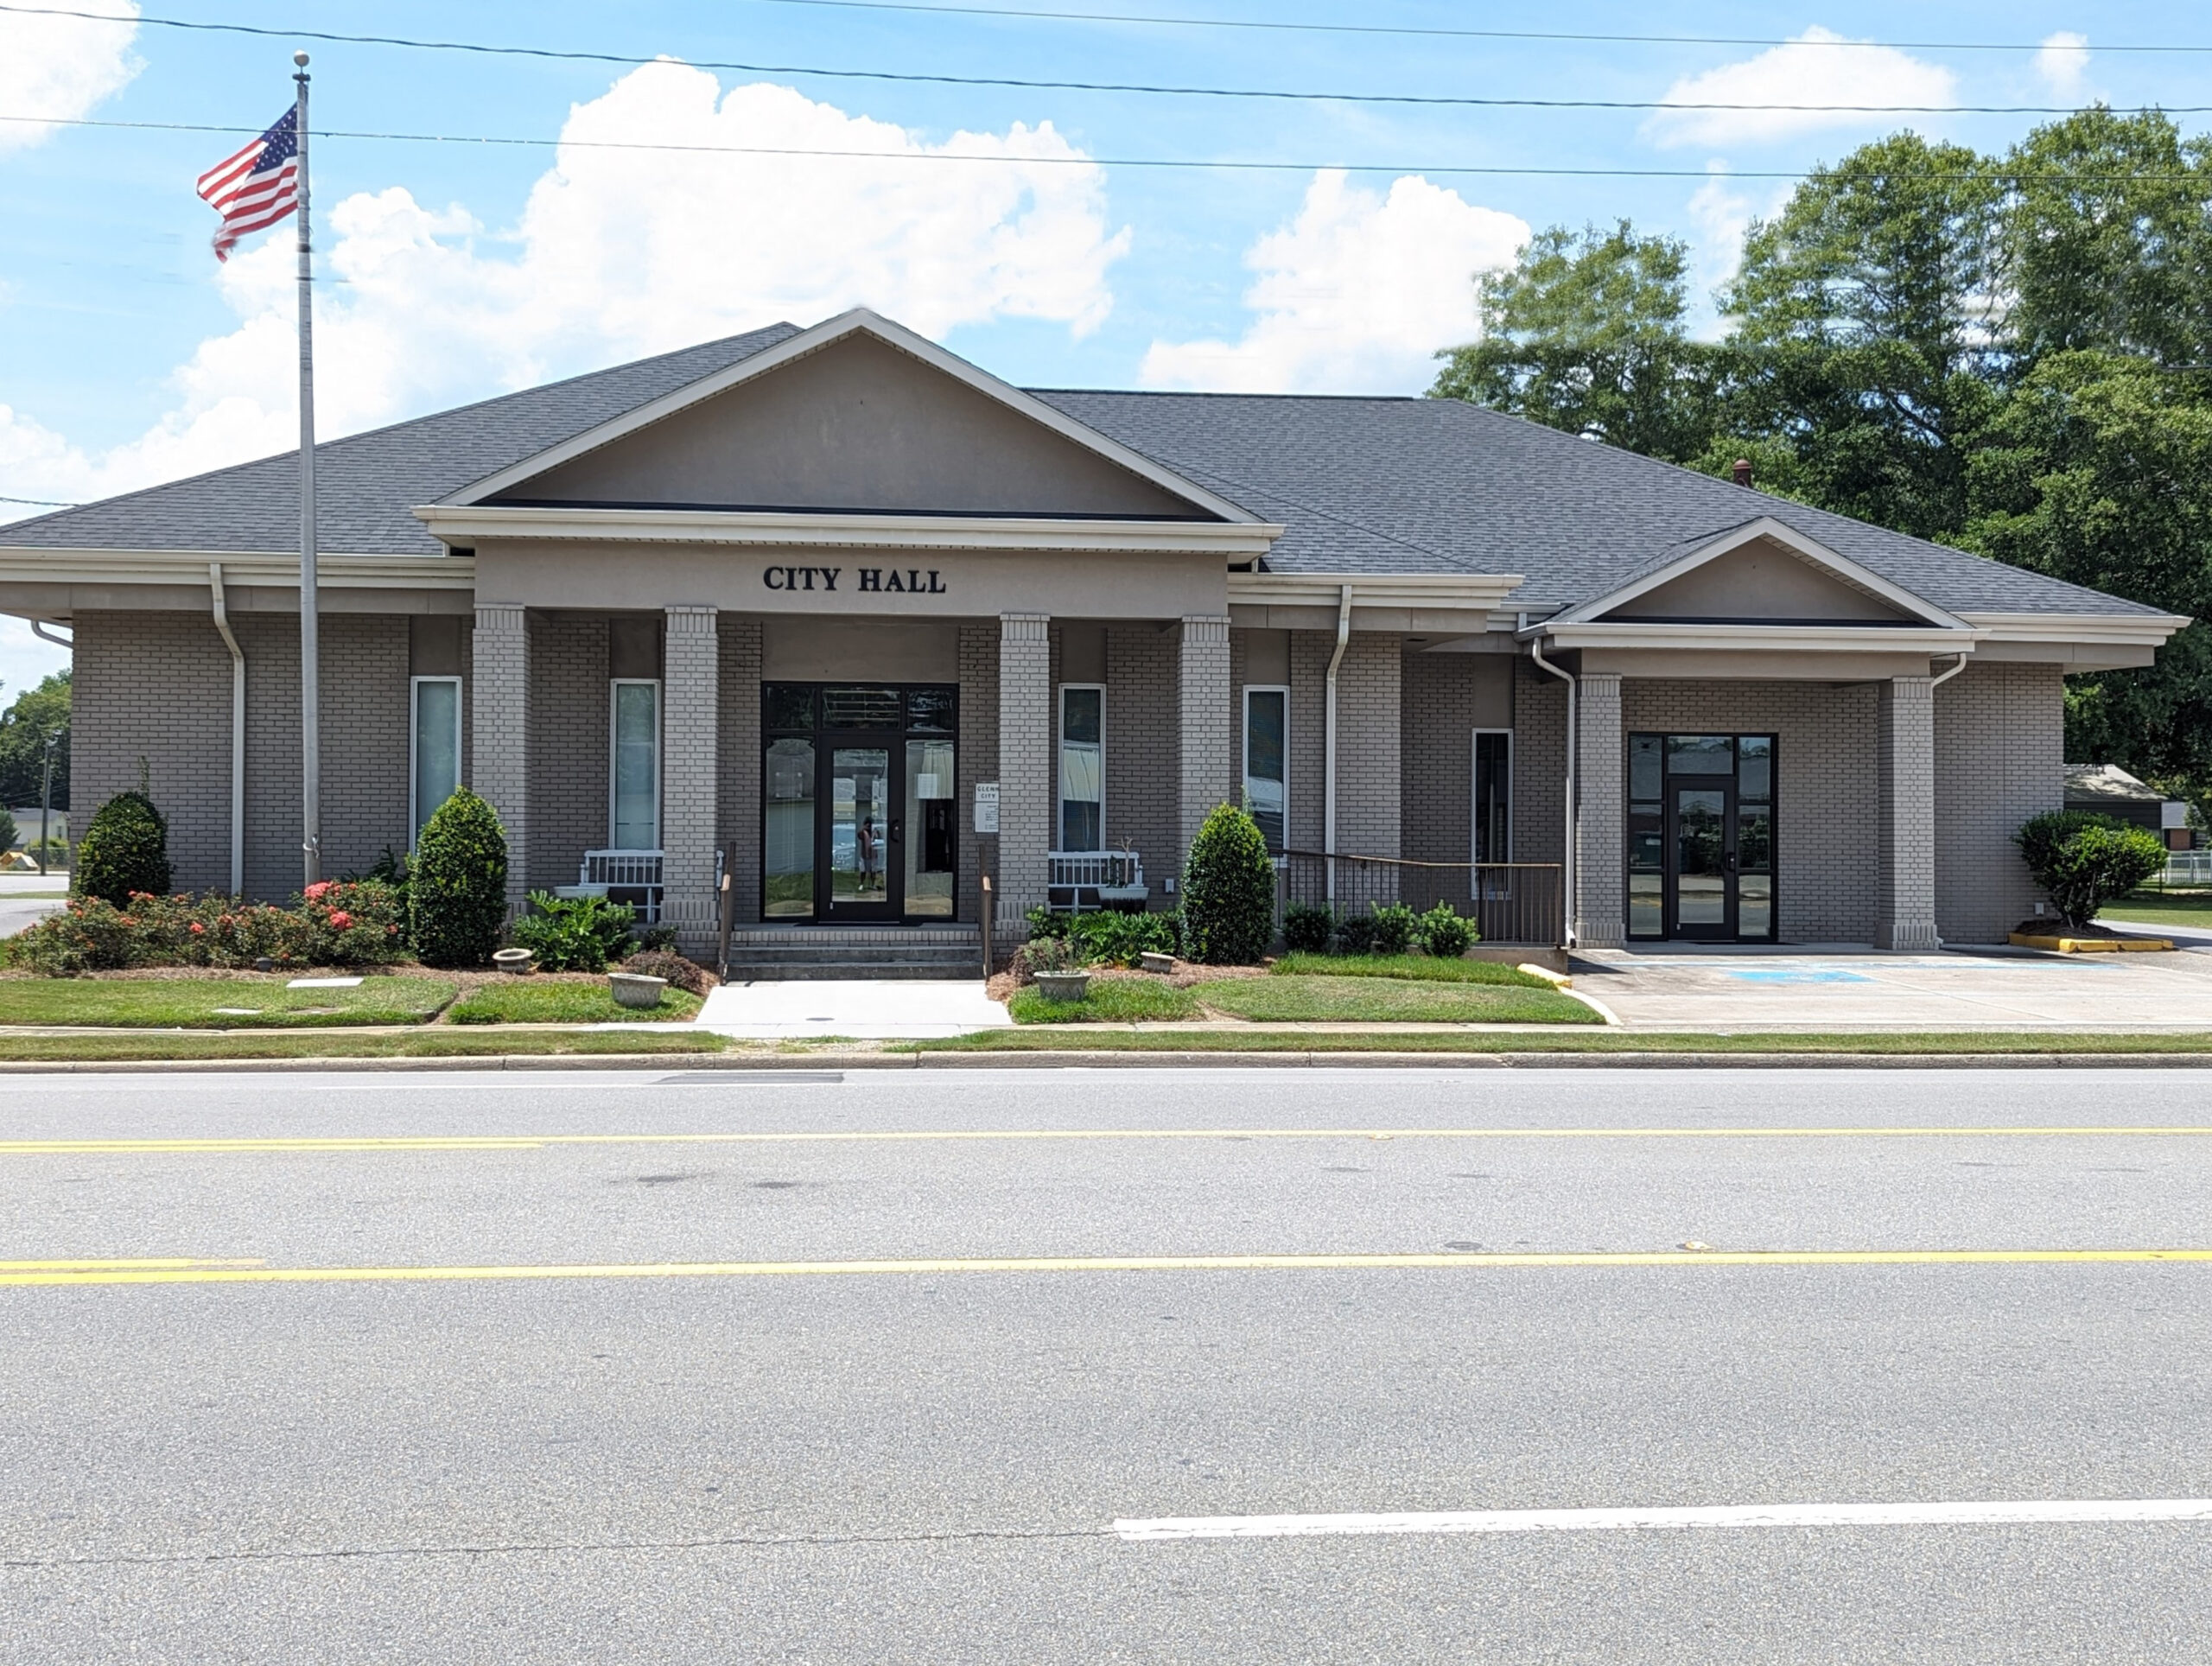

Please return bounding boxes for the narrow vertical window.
[1471,729,1511,867]
[1058,684,1103,850]
[610,679,661,849]
[1243,686,1288,855]
[410,676,461,847]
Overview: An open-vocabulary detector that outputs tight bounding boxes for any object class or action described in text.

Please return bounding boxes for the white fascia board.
[1539,620,1983,654]
[0,546,476,588]
[416,504,1283,556]
[1552,515,1969,632]
[1959,609,2191,646]
[1228,570,1525,613]
[444,308,1260,525]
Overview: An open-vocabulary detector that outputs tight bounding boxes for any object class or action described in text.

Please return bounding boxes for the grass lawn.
[2101,890,2212,928]
[0,975,457,1029]
[0,1028,727,1062]
[447,979,702,1025]
[1009,977,1199,1024]
[912,1029,2212,1055]
[1269,953,1554,988]
[1193,975,1597,1025]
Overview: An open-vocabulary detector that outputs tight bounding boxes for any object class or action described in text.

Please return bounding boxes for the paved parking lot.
[1571,944,2212,1031]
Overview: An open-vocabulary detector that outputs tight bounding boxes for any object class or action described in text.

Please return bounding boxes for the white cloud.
[1644,26,1958,149]
[0,0,139,153]
[2035,31,2092,101]
[0,61,1128,520]
[1139,171,1527,394]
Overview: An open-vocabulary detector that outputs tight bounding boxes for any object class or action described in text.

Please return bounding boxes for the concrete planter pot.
[1138,951,1175,976]
[1033,971,1091,1003]
[493,948,536,975]
[607,971,668,1009]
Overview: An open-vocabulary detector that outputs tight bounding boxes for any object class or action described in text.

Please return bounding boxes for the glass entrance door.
[1669,782,1734,941]
[825,745,897,919]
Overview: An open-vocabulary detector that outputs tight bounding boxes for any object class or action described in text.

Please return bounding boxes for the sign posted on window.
[974,782,999,836]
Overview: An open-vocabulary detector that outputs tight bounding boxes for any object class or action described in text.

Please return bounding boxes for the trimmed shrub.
[634,923,680,953]
[1336,911,1376,955]
[2013,811,2168,930]
[620,949,715,996]
[1368,900,1419,957]
[1026,905,1068,943]
[1415,902,1475,959]
[1179,803,1277,964]
[511,890,637,973]
[410,786,508,968]
[10,883,407,976]
[73,790,171,906]
[1281,902,1334,955]
[1066,908,1181,967]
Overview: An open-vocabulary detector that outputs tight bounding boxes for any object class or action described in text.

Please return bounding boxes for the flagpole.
[293,50,320,887]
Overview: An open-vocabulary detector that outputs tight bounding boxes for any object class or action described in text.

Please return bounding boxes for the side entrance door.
[1668,778,1736,941]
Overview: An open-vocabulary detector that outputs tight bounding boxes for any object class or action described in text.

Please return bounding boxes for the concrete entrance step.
[723,925,984,982]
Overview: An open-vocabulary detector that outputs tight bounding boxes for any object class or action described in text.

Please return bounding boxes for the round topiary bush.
[1281,902,1334,955]
[2013,810,2168,930]
[410,786,509,967]
[1416,901,1475,959]
[1179,802,1277,963]
[73,790,171,906]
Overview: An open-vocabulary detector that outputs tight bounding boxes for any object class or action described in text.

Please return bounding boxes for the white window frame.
[1242,684,1290,858]
[408,675,463,851]
[1058,683,1106,853]
[1472,727,1514,872]
[608,677,664,850]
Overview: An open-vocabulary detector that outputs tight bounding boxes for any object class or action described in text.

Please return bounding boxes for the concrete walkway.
[1568,944,2212,1032]
[696,979,1013,1040]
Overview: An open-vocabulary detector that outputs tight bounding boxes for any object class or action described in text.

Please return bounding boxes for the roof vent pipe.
[1732,458,1755,488]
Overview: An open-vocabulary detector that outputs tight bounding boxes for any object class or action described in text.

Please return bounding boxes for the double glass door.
[763,684,957,923]
[1629,734,1776,941]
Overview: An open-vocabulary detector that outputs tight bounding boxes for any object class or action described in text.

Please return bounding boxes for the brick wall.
[720,616,765,924]
[1287,630,1331,855]
[525,614,608,894]
[1177,615,1234,863]
[1334,632,1401,859]
[1107,623,1176,895]
[661,607,719,953]
[1877,677,1939,949]
[1620,678,1880,944]
[73,611,232,893]
[1400,647,1471,866]
[472,605,530,916]
[1514,658,1567,868]
[957,622,999,926]
[1935,659,2063,943]
[995,614,1052,928]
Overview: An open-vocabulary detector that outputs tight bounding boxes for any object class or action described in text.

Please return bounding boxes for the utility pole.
[38,731,58,878]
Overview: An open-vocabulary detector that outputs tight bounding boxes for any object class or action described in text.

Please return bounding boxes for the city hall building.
[0,310,2185,965]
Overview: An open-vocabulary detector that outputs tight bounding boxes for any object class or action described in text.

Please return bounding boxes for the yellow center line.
[3,1125,2211,1155]
[5,1250,2210,1287]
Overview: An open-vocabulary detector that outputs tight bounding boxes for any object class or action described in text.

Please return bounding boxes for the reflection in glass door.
[906,740,957,918]
[1671,785,1733,940]
[827,747,894,918]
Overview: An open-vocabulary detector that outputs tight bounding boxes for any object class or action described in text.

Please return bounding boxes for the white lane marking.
[1113,1499,2212,1541]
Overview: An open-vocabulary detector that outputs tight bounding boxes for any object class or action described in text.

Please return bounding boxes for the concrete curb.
[1,1050,2210,1074]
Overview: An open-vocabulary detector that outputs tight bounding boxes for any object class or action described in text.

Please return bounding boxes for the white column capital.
[474,602,525,634]
[1180,614,1231,645]
[664,604,719,636]
[1000,612,1050,643]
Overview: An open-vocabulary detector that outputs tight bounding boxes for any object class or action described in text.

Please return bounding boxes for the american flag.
[196,107,301,263]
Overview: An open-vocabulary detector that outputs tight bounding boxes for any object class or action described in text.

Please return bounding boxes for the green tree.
[1719,134,2006,540]
[73,789,171,906]
[1431,221,1725,461]
[1179,803,1277,964]
[2001,108,2212,368]
[0,671,70,811]
[1962,351,2212,819]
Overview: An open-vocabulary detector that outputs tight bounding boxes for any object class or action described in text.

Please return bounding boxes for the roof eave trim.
[442,308,1262,525]
[1551,515,1971,633]
[0,547,474,588]
[1537,620,1985,654]
[1228,571,1525,610]
[415,504,1283,556]
[1958,610,2191,646]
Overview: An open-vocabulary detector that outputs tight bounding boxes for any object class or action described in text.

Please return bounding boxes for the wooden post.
[981,872,994,980]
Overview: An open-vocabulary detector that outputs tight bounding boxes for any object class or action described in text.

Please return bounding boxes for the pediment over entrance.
[454,311,1242,523]
[1602,536,1915,626]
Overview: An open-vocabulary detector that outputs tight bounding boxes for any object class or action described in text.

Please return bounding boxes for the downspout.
[1322,583,1352,905]
[31,620,72,649]
[1929,652,1969,690]
[209,563,245,895]
[1528,632,1577,949]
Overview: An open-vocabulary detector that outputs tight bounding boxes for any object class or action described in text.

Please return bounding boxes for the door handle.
[890,818,903,845]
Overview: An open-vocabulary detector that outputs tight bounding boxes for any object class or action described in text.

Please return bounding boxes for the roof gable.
[458,309,1249,523]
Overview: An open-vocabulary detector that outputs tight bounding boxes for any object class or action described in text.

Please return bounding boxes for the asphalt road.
[3,1066,2209,1663]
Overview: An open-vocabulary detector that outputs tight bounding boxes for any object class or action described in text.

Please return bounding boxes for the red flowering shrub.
[9,881,409,976]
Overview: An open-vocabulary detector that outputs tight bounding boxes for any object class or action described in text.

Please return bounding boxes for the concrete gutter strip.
[1,1050,2210,1074]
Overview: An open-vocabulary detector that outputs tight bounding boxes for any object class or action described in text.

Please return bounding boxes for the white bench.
[1046,849,1147,912]
[552,848,664,922]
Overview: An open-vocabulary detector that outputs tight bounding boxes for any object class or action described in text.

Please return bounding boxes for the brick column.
[1574,671,1624,948]
[470,603,529,919]
[1177,614,1233,870]
[662,606,720,957]
[1877,675,1940,950]
[996,613,1052,934]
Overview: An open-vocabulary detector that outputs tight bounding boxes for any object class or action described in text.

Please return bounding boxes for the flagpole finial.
[293,49,309,67]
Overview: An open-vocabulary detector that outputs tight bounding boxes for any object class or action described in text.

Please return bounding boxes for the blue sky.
[1,0,2208,692]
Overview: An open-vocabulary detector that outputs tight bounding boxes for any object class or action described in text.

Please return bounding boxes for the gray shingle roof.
[1,323,2158,619]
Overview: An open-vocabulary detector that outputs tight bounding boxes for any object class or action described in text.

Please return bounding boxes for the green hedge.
[73,790,171,906]
[410,787,509,967]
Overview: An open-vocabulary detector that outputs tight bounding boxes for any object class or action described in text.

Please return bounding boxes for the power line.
[0,495,81,508]
[16,112,2212,183]
[731,0,2212,55]
[0,5,2206,115]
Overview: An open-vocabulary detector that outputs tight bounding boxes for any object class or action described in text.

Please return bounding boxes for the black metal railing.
[1281,851,1564,947]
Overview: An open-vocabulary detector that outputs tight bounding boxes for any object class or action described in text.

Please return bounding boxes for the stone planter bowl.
[493,948,536,975]
[607,971,668,1009]
[1138,951,1175,976]
[1033,970,1091,1003]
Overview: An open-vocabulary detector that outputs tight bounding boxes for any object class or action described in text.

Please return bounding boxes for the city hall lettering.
[761,565,948,596]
